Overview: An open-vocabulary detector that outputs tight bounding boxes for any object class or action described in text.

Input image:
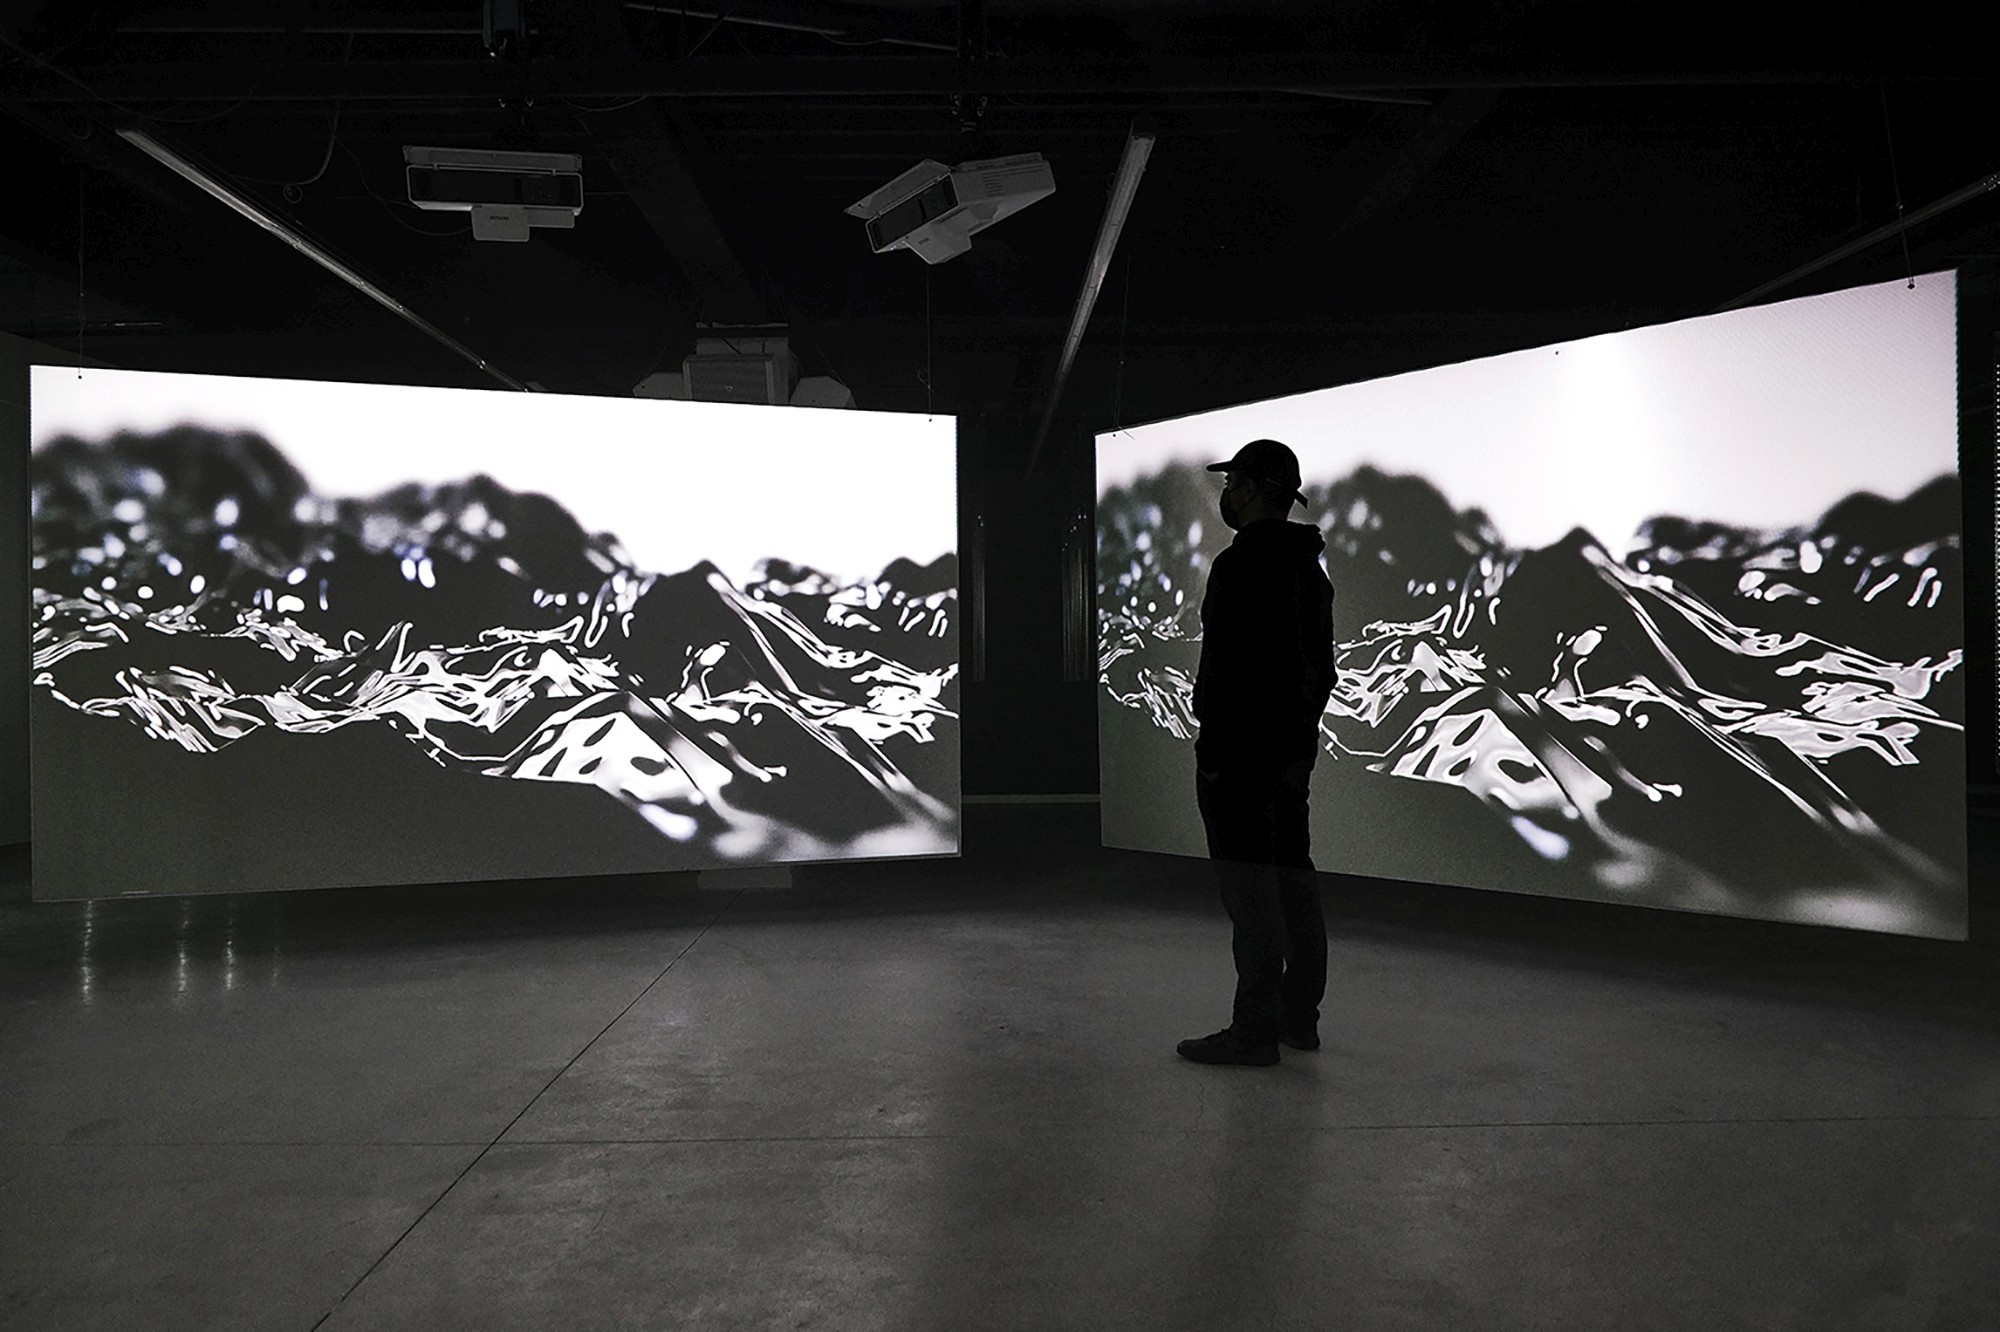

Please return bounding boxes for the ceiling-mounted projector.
[845,152,1055,264]
[403,146,583,243]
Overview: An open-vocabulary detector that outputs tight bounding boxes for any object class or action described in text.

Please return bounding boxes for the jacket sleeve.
[1297,559,1335,738]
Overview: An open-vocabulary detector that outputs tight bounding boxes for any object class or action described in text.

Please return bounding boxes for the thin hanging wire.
[1112,249,1133,428]
[924,263,934,416]
[224,32,353,191]
[75,167,84,376]
[1879,82,1916,289]
[1061,493,1095,682]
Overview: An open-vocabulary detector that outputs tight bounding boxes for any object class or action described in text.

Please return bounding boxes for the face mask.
[1219,485,1244,530]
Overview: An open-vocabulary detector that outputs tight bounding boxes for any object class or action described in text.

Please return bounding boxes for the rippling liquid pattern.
[32,427,959,881]
[1099,462,1966,937]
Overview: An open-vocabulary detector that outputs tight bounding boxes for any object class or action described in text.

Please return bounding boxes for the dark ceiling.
[2,1,1997,453]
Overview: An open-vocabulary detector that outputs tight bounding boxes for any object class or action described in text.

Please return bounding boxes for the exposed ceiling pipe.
[959,0,987,62]
[1713,170,2000,313]
[1024,118,1156,478]
[621,2,959,54]
[0,57,1874,104]
[953,0,987,130]
[117,128,532,391]
[569,0,770,325]
[115,7,484,34]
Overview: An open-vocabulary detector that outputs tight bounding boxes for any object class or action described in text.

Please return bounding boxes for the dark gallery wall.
[0,335,23,846]
[2,333,110,847]
[1956,265,1998,795]
[958,413,1103,797]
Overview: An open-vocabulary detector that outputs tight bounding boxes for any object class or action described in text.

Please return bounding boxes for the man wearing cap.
[1177,438,1337,1067]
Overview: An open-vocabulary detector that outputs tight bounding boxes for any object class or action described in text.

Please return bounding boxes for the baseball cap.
[1205,438,1308,508]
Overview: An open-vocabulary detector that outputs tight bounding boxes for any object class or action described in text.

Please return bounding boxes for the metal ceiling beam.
[621,2,956,54]
[1025,119,1155,477]
[567,0,768,325]
[118,128,532,390]
[1325,88,1499,240]
[1713,169,2000,313]
[112,0,958,50]
[113,6,485,34]
[0,56,1891,104]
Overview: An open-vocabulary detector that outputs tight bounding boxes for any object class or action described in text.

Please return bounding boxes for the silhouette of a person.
[1176,439,1336,1067]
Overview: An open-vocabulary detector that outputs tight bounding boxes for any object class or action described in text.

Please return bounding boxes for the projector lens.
[866,177,958,250]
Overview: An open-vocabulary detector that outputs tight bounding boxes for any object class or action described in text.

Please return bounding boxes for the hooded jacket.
[1191,517,1336,775]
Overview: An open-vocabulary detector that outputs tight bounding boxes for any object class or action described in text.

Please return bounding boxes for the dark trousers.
[1195,767,1327,1044]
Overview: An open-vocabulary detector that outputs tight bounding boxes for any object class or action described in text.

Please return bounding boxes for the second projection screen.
[1097,272,1965,939]
[31,368,959,898]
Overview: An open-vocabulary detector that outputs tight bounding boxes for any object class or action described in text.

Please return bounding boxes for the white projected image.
[31,368,959,898]
[1097,272,1966,938]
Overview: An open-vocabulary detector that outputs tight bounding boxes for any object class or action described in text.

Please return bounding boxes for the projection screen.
[1097,271,1966,939]
[31,367,959,899]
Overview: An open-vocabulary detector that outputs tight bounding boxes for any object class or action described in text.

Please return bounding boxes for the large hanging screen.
[31,368,959,899]
[1097,271,1965,939]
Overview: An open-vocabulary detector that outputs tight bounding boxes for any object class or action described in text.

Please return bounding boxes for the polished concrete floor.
[2,803,1997,1332]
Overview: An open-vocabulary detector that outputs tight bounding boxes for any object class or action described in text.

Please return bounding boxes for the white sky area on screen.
[1097,270,1958,552]
[30,369,956,586]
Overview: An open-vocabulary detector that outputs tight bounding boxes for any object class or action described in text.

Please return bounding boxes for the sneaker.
[1177,1027,1279,1066]
[1278,1026,1320,1052]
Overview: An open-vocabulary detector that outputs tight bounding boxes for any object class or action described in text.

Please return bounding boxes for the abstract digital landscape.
[1097,270,1965,939]
[31,420,959,898]
[1097,460,1965,938]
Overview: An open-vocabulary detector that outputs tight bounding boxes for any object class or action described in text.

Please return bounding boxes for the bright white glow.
[32,370,958,587]
[1510,814,1570,860]
[1099,271,1957,551]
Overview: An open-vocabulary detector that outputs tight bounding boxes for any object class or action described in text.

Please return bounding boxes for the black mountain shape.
[611,560,953,838]
[621,559,946,701]
[1319,465,1488,549]
[1811,473,1960,554]
[620,561,745,671]
[755,558,837,586]
[344,473,613,592]
[296,525,587,648]
[879,552,958,596]
[1627,472,1961,661]
[33,424,310,544]
[1480,527,1630,688]
[1634,473,1960,564]
[1480,525,1817,705]
[1630,513,1758,561]
[1315,466,1503,624]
